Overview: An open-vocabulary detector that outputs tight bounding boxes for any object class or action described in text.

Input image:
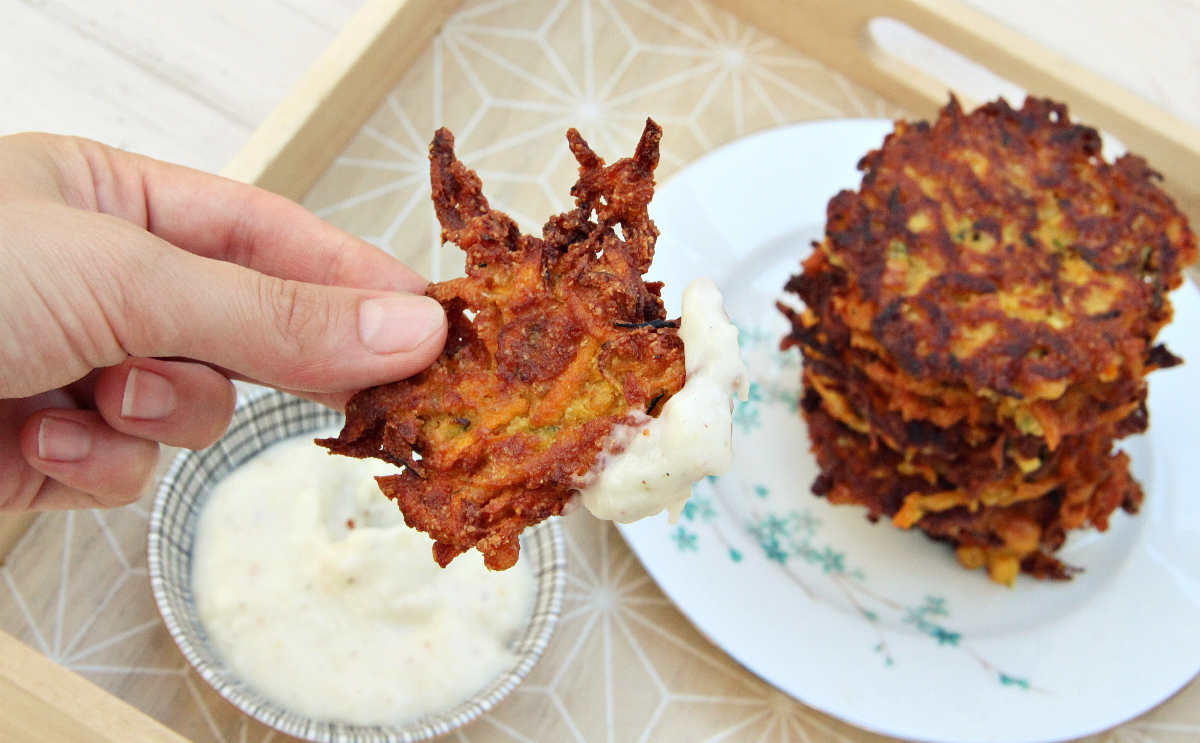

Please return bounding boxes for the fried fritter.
[782,97,1195,583]
[784,97,1196,448]
[783,246,1174,454]
[786,271,1157,461]
[319,119,684,570]
[803,396,1140,584]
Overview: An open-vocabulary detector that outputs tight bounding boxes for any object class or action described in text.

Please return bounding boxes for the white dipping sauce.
[192,432,535,726]
[579,278,750,524]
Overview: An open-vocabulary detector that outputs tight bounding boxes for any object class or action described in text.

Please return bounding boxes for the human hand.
[0,133,447,511]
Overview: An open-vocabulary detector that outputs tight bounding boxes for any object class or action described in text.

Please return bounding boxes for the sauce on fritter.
[578,278,750,523]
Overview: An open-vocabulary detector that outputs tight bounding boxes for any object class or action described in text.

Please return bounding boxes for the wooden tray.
[4,1,1200,741]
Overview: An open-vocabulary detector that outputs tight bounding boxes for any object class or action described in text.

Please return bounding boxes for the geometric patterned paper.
[302,0,904,283]
[3,0,1200,742]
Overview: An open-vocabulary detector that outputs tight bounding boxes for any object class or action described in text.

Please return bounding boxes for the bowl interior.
[149,389,565,743]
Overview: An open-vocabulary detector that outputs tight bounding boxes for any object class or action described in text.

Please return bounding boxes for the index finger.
[51,136,429,295]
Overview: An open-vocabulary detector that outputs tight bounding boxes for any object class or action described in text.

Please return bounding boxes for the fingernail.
[121,367,177,420]
[359,295,445,354]
[38,416,92,462]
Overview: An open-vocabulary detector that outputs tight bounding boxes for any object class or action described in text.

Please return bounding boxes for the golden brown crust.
[812,97,1194,402]
[801,383,1143,532]
[319,119,684,570]
[782,268,1156,461]
[803,394,1141,582]
[782,97,1193,583]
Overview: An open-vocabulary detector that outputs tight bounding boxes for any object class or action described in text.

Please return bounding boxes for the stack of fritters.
[780,97,1197,584]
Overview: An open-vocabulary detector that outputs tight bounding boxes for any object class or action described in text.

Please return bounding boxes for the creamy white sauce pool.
[192,432,535,726]
[579,278,750,523]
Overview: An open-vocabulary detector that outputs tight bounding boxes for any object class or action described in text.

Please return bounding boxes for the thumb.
[115,234,447,394]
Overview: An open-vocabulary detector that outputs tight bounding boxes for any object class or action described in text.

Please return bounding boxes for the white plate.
[620,119,1200,743]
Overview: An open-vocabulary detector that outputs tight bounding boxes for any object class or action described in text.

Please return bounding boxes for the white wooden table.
[0,0,363,172]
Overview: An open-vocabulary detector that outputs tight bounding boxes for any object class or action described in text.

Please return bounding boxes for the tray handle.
[712,0,1200,235]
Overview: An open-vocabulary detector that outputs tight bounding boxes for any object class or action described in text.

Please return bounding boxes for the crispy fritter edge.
[318,119,686,570]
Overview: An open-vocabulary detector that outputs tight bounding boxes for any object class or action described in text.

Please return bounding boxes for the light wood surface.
[222,0,465,199]
[222,0,1200,228]
[8,0,1200,170]
[0,630,189,743]
[0,0,362,173]
[0,513,36,565]
[711,0,1200,224]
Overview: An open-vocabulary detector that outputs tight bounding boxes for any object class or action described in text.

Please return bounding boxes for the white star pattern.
[454,516,901,743]
[3,0,1200,741]
[303,0,901,283]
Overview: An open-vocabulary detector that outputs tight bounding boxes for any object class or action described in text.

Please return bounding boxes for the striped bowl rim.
[148,389,566,743]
